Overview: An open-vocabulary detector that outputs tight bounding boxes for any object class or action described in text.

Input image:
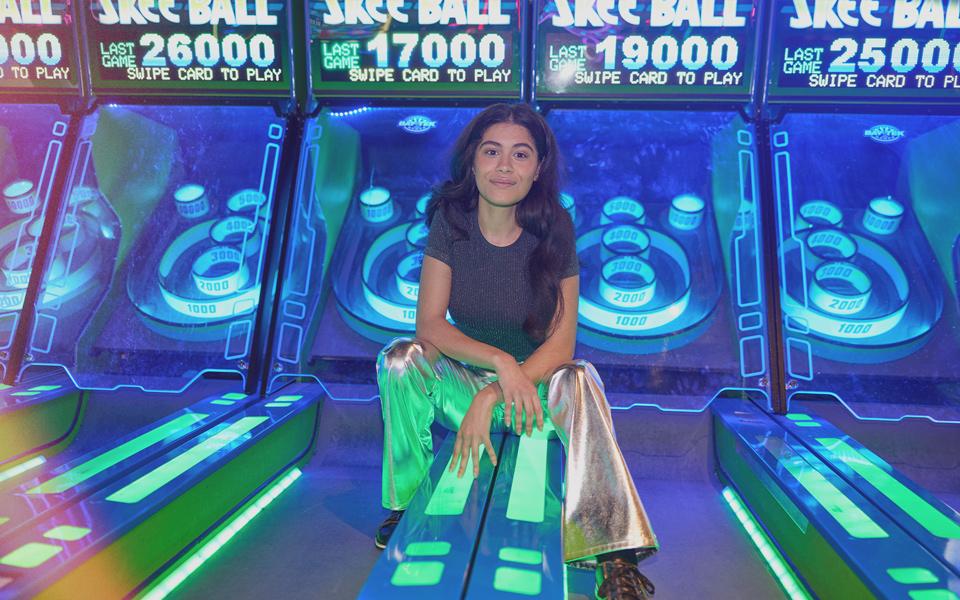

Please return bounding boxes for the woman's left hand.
[450,385,499,478]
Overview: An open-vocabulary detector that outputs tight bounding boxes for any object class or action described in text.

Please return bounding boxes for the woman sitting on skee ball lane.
[375,103,658,600]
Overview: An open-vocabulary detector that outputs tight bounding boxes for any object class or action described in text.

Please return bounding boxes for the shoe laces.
[597,558,656,600]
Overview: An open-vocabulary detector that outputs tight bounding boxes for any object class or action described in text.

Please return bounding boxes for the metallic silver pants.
[377,337,658,563]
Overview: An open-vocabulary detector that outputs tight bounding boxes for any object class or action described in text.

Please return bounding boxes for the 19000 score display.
[546,32,743,87]
[97,32,282,83]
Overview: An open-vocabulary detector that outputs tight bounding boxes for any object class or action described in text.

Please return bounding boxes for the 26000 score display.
[139,32,276,68]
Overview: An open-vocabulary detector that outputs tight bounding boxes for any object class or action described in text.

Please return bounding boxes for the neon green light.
[0,383,11,390]
[11,391,39,397]
[499,547,542,565]
[493,567,541,596]
[28,385,62,392]
[405,541,451,557]
[721,487,812,600]
[221,393,246,400]
[425,447,482,516]
[0,517,9,526]
[817,438,960,539]
[264,403,290,408]
[29,414,208,495]
[0,542,63,568]
[391,561,444,586]
[786,414,812,421]
[887,568,939,584]
[43,525,91,541]
[0,456,46,483]
[908,591,959,600]
[141,468,301,600]
[507,436,547,523]
[273,395,302,402]
[210,400,235,406]
[794,422,822,428]
[766,439,888,539]
[106,417,267,504]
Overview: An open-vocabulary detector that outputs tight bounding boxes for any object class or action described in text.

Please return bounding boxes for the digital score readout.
[536,0,758,99]
[85,0,290,95]
[769,0,960,99]
[0,0,79,92]
[311,0,522,97]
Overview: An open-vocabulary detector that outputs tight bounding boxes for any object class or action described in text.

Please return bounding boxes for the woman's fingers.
[471,442,481,478]
[534,394,544,431]
[450,434,462,472]
[503,398,513,430]
[483,433,497,467]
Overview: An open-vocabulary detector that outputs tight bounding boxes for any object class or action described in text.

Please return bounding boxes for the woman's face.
[473,121,541,209]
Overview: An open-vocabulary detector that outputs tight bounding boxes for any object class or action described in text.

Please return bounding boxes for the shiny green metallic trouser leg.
[377,337,658,563]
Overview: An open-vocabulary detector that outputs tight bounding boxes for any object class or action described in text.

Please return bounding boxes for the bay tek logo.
[863,125,905,144]
[398,115,437,134]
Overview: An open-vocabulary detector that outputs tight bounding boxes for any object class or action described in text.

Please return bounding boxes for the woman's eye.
[514,152,529,160]
[484,149,498,156]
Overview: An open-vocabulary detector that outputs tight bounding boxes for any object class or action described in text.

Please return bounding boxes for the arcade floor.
[172,398,787,599]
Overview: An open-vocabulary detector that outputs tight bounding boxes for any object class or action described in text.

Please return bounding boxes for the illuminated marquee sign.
[84,0,291,95]
[0,0,80,92]
[310,0,523,98]
[535,0,759,100]
[768,0,960,100]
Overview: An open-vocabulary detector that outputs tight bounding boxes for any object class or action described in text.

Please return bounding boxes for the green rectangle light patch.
[425,449,482,516]
[506,437,548,523]
[0,542,63,568]
[106,417,267,504]
[29,413,208,495]
[887,567,939,585]
[818,438,960,539]
[405,541,451,557]
[494,567,542,596]
[499,547,543,565]
[764,438,888,539]
[391,561,444,586]
[43,525,91,541]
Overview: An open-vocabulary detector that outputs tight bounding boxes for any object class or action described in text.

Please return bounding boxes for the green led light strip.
[0,456,46,484]
[817,438,960,539]
[139,468,301,600]
[506,436,548,523]
[221,393,246,400]
[764,438,888,539]
[107,417,267,504]
[424,446,483,516]
[30,414,208,495]
[908,590,960,600]
[29,385,62,392]
[721,487,812,600]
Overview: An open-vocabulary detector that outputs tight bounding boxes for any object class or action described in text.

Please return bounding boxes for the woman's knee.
[550,359,601,386]
[377,338,436,385]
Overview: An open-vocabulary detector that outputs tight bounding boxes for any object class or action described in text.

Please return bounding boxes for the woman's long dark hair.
[426,103,574,343]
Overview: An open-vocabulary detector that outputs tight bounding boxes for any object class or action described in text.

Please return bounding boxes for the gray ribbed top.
[424,208,578,361]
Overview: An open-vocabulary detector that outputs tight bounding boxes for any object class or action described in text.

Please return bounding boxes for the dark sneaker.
[375,510,404,549]
[595,558,655,600]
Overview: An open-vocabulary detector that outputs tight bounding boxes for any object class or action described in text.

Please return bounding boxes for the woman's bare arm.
[518,275,579,384]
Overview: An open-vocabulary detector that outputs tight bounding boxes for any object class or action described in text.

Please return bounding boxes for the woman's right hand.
[493,354,543,436]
